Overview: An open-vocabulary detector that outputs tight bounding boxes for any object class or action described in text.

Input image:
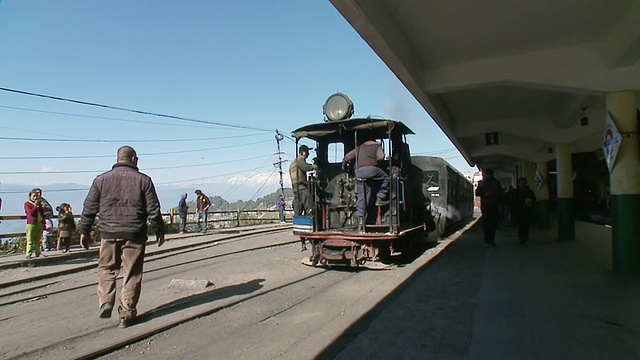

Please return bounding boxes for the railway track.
[2,230,364,360]
[0,226,291,290]
[0,228,296,307]
[0,221,464,360]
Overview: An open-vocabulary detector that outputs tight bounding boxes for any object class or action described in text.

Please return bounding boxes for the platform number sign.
[602,112,621,173]
[485,132,499,145]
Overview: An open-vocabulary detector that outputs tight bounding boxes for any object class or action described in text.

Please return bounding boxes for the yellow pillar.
[606,91,640,274]
[536,161,551,228]
[556,143,574,240]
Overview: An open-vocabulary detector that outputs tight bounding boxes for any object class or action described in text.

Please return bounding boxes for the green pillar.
[606,91,640,275]
[556,143,575,240]
[536,161,551,229]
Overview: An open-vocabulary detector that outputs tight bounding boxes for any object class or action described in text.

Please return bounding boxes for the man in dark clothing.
[514,177,536,243]
[278,194,286,223]
[289,145,317,217]
[177,193,189,233]
[475,168,502,246]
[289,145,317,251]
[342,138,389,226]
[79,146,164,328]
[194,189,211,233]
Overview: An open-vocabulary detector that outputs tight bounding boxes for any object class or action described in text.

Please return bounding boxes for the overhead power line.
[0,105,233,130]
[156,163,274,186]
[0,163,275,194]
[0,139,273,160]
[0,154,272,175]
[0,87,273,132]
[241,169,277,210]
[0,133,266,143]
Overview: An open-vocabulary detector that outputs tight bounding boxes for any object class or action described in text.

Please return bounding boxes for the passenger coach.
[411,156,474,237]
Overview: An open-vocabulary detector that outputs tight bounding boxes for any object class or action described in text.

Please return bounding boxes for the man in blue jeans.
[194,189,211,233]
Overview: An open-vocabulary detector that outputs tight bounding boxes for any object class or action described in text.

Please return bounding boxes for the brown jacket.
[79,163,164,240]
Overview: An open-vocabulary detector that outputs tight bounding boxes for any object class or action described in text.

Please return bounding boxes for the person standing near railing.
[56,203,75,253]
[24,190,45,259]
[42,218,55,252]
[194,189,211,234]
[278,194,286,223]
[177,193,189,233]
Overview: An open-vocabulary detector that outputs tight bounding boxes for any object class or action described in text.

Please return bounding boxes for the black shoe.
[118,317,136,329]
[99,303,113,318]
[375,197,389,207]
[301,247,307,251]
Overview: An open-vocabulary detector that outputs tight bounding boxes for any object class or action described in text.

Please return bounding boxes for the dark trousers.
[179,213,187,232]
[293,184,310,216]
[481,205,500,244]
[515,209,533,241]
[97,239,146,318]
[57,236,71,251]
[355,167,389,218]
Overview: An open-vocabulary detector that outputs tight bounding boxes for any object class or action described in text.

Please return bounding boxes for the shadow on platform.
[317,221,640,359]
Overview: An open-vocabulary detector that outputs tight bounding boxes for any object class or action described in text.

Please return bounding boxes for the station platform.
[321,219,640,359]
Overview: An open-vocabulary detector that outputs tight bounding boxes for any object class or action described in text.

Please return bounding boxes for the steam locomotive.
[291,93,435,268]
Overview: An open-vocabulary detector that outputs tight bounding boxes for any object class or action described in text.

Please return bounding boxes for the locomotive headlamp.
[323,93,354,122]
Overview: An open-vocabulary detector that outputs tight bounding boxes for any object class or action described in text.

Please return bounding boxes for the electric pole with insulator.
[275,130,285,196]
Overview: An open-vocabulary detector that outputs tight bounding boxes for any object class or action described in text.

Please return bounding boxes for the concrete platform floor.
[322,220,640,360]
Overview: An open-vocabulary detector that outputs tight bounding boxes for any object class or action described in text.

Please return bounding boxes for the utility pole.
[274,130,285,196]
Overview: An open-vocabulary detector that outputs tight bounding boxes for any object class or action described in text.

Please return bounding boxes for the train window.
[327,142,345,163]
[423,170,440,191]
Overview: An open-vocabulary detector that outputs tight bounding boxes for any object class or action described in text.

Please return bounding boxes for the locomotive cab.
[292,94,433,267]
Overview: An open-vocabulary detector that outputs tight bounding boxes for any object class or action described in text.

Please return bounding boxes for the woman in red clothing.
[24,190,45,258]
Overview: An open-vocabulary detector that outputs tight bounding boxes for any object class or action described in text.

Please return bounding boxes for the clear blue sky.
[0,1,475,202]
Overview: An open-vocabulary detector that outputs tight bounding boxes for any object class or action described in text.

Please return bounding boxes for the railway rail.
[1,220,471,360]
[0,227,294,304]
[1,227,362,360]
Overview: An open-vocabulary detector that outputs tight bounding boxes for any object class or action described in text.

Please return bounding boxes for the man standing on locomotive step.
[342,137,389,227]
[289,144,317,251]
[475,168,502,247]
[79,145,165,329]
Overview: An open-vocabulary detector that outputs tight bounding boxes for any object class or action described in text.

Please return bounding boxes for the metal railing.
[0,208,292,240]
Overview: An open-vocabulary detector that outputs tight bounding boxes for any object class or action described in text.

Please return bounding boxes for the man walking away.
[514,177,536,243]
[194,189,211,234]
[178,193,189,233]
[475,168,502,247]
[79,146,165,329]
